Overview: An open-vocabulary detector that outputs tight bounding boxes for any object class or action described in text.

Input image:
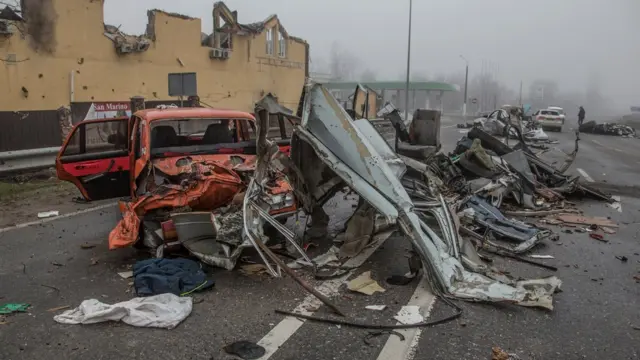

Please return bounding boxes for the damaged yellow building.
[0,0,308,151]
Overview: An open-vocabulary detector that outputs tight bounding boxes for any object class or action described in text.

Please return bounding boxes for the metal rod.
[252,235,346,316]
[460,56,468,117]
[403,0,413,122]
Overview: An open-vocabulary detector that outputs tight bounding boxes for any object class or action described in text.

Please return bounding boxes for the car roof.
[547,106,563,110]
[135,107,256,122]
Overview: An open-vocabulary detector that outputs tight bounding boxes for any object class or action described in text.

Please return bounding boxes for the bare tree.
[329,42,359,81]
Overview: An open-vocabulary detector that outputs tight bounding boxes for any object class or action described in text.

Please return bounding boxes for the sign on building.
[83,102,131,121]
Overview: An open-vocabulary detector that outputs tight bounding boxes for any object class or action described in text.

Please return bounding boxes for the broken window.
[278,29,286,58]
[62,120,128,157]
[265,27,274,55]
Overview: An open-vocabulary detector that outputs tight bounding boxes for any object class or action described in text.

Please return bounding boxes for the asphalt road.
[0,118,639,360]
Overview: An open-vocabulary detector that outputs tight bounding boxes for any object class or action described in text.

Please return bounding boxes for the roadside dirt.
[0,175,114,228]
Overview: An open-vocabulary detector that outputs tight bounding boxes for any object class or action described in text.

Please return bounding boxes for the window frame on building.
[266,27,274,55]
[278,29,287,58]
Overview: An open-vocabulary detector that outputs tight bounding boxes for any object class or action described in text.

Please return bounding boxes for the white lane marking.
[376,277,436,360]
[442,125,457,129]
[608,195,622,213]
[0,202,118,234]
[591,139,604,146]
[256,230,394,360]
[576,168,595,183]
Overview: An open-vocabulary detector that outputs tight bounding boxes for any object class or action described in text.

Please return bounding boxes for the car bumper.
[539,120,563,128]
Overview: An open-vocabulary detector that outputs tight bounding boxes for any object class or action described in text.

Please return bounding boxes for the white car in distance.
[533,108,564,132]
[548,106,566,122]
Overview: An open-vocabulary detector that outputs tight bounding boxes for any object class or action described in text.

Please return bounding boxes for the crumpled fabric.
[466,138,495,170]
[133,258,214,297]
[53,293,192,329]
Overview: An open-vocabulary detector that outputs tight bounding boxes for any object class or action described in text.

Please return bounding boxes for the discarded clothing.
[0,303,29,314]
[133,258,214,297]
[53,293,192,329]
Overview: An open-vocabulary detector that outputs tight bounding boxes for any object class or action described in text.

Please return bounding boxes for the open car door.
[56,117,131,201]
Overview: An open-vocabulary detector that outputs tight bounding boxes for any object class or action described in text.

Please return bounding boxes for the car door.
[55,117,131,201]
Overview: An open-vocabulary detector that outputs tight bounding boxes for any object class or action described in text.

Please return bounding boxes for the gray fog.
[103,0,639,114]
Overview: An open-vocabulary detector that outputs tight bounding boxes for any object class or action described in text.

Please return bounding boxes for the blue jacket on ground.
[133,258,214,296]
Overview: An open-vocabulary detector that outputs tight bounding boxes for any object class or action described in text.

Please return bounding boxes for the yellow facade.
[0,0,308,113]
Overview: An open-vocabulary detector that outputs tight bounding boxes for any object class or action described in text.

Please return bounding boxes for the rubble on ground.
[579,120,636,137]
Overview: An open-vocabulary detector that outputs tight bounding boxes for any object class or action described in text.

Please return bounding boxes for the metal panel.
[168,72,197,97]
[0,110,62,152]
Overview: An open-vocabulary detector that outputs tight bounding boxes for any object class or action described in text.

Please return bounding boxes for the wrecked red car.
[56,106,296,255]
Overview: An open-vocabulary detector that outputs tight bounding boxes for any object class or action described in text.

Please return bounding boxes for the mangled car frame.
[246,83,561,310]
[55,104,297,269]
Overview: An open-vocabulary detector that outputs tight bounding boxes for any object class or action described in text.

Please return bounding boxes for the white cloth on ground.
[53,293,192,329]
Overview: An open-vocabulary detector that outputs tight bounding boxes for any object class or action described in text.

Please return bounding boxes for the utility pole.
[460,55,469,117]
[518,80,523,105]
[403,0,413,123]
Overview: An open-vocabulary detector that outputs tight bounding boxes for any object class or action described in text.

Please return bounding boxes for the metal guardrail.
[0,147,60,176]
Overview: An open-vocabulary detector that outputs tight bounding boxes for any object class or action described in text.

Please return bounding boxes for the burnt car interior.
[150,118,258,157]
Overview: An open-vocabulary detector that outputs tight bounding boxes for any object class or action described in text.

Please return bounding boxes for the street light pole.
[460,55,468,117]
[403,0,412,123]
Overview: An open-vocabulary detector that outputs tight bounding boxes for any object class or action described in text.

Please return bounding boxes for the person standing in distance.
[578,106,586,126]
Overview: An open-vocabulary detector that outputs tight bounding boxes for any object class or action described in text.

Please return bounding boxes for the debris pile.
[103,24,151,54]
[579,120,636,137]
[63,83,620,333]
[245,83,615,312]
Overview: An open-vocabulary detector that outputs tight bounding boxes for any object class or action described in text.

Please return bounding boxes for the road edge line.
[0,202,118,234]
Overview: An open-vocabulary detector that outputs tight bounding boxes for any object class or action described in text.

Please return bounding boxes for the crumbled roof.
[148,9,197,21]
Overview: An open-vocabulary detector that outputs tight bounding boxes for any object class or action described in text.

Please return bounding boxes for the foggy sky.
[103,0,640,110]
